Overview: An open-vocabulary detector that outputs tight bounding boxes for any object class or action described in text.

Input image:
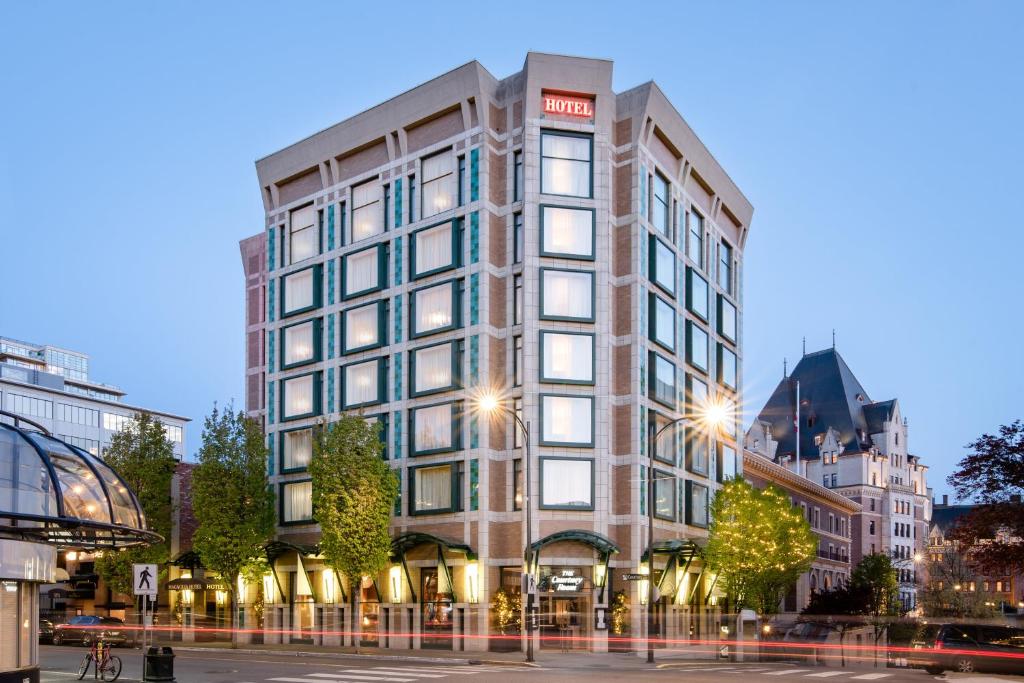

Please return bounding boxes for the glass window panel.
[283,429,313,470]
[27,435,110,524]
[413,404,453,452]
[541,459,592,508]
[541,332,593,383]
[688,482,709,527]
[719,345,738,390]
[351,181,382,242]
[686,375,708,418]
[541,270,593,320]
[344,360,380,407]
[719,241,733,294]
[653,174,670,236]
[687,427,709,475]
[687,268,709,320]
[687,322,709,372]
[344,304,380,350]
[413,282,455,335]
[717,443,737,482]
[421,152,455,218]
[542,206,593,257]
[282,481,312,522]
[283,268,315,314]
[719,296,737,341]
[652,295,675,350]
[282,375,314,418]
[413,344,454,394]
[284,321,315,366]
[414,222,454,276]
[651,413,677,464]
[651,353,675,406]
[289,205,317,264]
[688,211,704,268]
[652,238,675,292]
[654,470,675,519]
[0,427,57,518]
[541,132,591,197]
[541,395,592,444]
[414,465,452,512]
[344,247,379,296]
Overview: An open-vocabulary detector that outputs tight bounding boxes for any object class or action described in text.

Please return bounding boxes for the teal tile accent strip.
[267,435,275,476]
[469,273,479,326]
[393,352,403,402]
[394,237,403,285]
[640,405,646,457]
[393,410,402,461]
[469,334,479,385]
[470,148,479,202]
[394,293,403,343]
[394,178,403,228]
[267,382,275,425]
[327,259,336,305]
[470,458,479,510]
[640,464,647,516]
[327,204,335,250]
[394,467,402,515]
[267,329,275,370]
[327,313,335,360]
[268,279,276,322]
[469,211,479,264]
[469,413,479,450]
[327,366,335,413]
[267,227,276,272]
[640,164,648,220]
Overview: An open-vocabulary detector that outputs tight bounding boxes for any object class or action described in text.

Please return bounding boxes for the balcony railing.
[817,549,850,563]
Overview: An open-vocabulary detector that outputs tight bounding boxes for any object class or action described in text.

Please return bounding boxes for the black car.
[38,619,54,644]
[52,615,131,647]
[908,623,1024,674]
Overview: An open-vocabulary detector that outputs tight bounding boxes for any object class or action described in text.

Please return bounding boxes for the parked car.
[52,615,131,647]
[38,619,54,644]
[908,622,1024,674]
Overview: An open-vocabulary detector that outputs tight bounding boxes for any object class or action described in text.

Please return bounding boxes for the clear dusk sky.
[2,1,1021,499]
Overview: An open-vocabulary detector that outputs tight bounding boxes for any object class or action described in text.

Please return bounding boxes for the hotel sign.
[543,93,594,119]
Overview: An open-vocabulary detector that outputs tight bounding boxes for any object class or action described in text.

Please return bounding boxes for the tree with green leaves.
[919,545,996,619]
[95,412,177,597]
[705,478,816,624]
[191,404,276,647]
[310,416,397,652]
[850,553,902,665]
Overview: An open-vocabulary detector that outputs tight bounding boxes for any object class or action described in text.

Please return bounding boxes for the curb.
[166,646,537,667]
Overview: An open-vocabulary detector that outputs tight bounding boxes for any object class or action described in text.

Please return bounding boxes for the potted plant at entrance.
[490,587,522,652]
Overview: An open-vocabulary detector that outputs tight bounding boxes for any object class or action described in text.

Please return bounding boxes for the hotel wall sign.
[543,93,594,119]
[549,569,585,592]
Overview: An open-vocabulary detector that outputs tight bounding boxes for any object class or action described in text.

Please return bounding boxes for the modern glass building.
[241,53,753,653]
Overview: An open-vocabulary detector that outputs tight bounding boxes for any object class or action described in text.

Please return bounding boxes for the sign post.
[133,563,157,662]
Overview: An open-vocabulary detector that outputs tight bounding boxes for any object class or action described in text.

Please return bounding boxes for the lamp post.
[477,394,535,663]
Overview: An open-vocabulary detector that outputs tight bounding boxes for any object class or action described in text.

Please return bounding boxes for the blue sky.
[2,1,1021,498]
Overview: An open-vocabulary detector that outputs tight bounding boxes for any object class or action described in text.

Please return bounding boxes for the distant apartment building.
[240,53,753,652]
[745,347,931,611]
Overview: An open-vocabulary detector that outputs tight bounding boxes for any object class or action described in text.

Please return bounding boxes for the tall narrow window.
[457,155,466,206]
[718,295,737,342]
[289,205,317,264]
[688,211,705,269]
[513,335,523,387]
[716,443,737,482]
[351,181,383,242]
[652,173,670,237]
[408,175,417,223]
[513,459,523,510]
[718,344,737,390]
[686,267,709,321]
[422,151,455,218]
[540,131,591,197]
[540,269,594,321]
[649,352,676,407]
[513,150,524,201]
[686,481,709,527]
[650,236,675,295]
[719,240,734,295]
[654,469,676,521]
[513,212,524,264]
[540,206,594,259]
[383,184,391,230]
[649,294,676,352]
[686,321,709,372]
[513,274,523,325]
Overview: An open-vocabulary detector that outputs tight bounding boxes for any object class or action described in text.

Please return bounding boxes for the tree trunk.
[230,582,238,649]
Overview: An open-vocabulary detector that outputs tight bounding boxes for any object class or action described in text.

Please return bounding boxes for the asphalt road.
[38,645,1023,683]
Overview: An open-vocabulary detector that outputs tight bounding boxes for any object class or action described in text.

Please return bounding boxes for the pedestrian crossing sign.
[133,563,157,596]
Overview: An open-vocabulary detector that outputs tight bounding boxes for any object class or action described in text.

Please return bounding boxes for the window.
[411,341,460,396]
[421,151,455,218]
[718,295,737,343]
[869,520,876,535]
[281,373,320,420]
[540,394,593,446]
[650,236,675,295]
[383,184,391,229]
[411,280,459,338]
[654,469,676,520]
[281,265,322,317]
[540,206,594,259]
[410,463,459,515]
[513,335,523,387]
[649,352,676,407]
[408,175,416,222]
[102,412,131,432]
[652,173,670,236]
[717,443,737,482]
[281,319,320,370]
[342,244,386,299]
[342,301,385,353]
[288,205,317,264]
[650,411,678,465]
[410,401,461,455]
[513,274,523,324]
[281,428,313,471]
[686,426,709,476]
[411,221,459,279]
[281,480,312,523]
[513,459,523,510]
[342,358,385,408]
[56,403,98,427]
[162,423,183,444]
[513,150,524,202]
[686,481,709,527]
[365,414,389,459]
[5,392,53,420]
[57,434,99,455]
[540,131,591,197]
[686,321,709,372]
[719,240,734,295]
[513,212,523,264]
[540,331,593,384]
[685,374,708,419]
[540,268,594,321]
[540,457,593,509]
[718,345,738,390]
[351,180,383,242]
[649,293,676,351]
[688,211,704,269]
[686,267,709,321]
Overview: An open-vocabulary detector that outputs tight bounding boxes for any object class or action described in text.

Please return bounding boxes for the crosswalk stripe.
[360,671,446,679]
[303,674,417,682]
[371,668,477,676]
[805,673,846,678]
[764,670,813,676]
[268,678,378,683]
[850,675,892,680]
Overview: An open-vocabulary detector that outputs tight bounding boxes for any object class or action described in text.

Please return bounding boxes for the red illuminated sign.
[543,94,594,118]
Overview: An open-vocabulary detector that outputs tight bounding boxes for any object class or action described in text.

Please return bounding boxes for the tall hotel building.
[241,53,753,652]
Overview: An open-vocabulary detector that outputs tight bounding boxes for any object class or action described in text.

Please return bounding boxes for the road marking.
[849,675,892,680]
[361,671,447,679]
[269,676,413,683]
[371,668,479,676]
[298,674,418,682]
[720,669,773,674]
[764,670,814,676]
[805,673,847,678]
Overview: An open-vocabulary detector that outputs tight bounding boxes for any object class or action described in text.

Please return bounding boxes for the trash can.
[143,646,175,682]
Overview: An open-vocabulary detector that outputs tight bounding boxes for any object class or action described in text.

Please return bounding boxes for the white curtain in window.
[690,484,708,526]
[542,333,592,382]
[414,404,452,451]
[284,481,312,521]
[283,375,313,417]
[414,344,452,393]
[542,459,591,507]
[284,269,314,313]
[542,395,592,443]
[284,322,314,366]
[654,298,675,348]
[542,206,592,256]
[542,270,592,319]
[414,223,453,275]
[344,305,379,350]
[290,205,317,264]
[414,283,453,334]
[351,182,382,242]
[284,429,312,470]
[344,360,378,406]
[345,248,378,295]
[541,133,590,197]
[415,465,452,511]
[421,153,454,218]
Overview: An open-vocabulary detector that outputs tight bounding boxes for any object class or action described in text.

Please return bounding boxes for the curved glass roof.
[0,422,159,549]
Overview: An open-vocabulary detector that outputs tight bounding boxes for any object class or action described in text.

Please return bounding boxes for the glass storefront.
[420,568,454,649]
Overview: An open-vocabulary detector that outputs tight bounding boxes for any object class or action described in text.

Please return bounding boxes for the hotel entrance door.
[537,567,591,651]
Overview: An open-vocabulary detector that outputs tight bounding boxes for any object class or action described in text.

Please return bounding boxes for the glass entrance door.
[359,577,380,647]
[420,568,453,649]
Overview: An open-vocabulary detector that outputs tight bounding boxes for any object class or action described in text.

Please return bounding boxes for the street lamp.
[476,392,535,663]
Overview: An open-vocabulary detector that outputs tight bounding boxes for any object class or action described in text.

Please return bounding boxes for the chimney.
[942,494,948,506]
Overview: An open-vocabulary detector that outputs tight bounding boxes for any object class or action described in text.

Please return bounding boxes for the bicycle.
[76,635,122,681]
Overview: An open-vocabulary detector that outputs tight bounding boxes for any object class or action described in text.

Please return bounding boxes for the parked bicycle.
[76,635,122,681]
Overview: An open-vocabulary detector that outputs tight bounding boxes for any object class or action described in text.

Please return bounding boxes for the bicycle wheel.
[100,655,122,682]
[76,654,91,680]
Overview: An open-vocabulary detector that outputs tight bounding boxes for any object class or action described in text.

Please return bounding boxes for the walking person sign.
[133,563,157,597]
